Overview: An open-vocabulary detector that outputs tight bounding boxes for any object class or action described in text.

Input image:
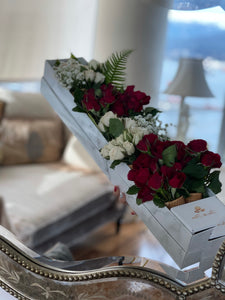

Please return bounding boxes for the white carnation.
[109,146,125,161]
[123,141,135,155]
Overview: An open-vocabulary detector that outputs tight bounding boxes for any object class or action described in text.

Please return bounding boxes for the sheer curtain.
[0,0,98,80]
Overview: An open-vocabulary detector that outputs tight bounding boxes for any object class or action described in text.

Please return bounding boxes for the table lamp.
[164,57,214,140]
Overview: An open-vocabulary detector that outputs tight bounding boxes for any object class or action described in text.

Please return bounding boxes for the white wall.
[0,0,98,80]
[94,0,171,107]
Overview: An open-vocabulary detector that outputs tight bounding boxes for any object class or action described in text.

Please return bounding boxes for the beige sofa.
[0,90,125,253]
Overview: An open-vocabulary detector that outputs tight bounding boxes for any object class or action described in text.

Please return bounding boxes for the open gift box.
[41,59,225,271]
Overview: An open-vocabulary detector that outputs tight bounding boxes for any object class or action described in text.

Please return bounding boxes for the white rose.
[100,146,110,158]
[94,72,105,84]
[124,118,137,130]
[115,134,124,145]
[84,69,95,81]
[98,122,106,132]
[89,59,99,70]
[123,141,135,155]
[109,146,125,161]
[100,111,117,127]
[132,132,144,145]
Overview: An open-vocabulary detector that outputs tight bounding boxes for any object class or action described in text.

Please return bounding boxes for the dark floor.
[71,220,179,269]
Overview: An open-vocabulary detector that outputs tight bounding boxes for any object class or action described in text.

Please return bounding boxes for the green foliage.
[110,152,137,169]
[162,144,177,167]
[109,119,125,138]
[55,59,60,67]
[143,107,161,117]
[153,195,166,208]
[72,106,85,113]
[127,185,140,195]
[183,161,207,179]
[110,160,121,169]
[70,53,78,60]
[184,177,205,194]
[101,50,133,90]
[136,198,143,205]
[207,170,222,194]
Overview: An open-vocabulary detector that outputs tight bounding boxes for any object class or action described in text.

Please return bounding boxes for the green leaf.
[127,185,140,195]
[153,196,166,208]
[183,163,207,179]
[55,59,60,67]
[136,198,143,205]
[143,107,161,116]
[110,160,121,169]
[72,87,85,106]
[70,53,78,60]
[207,171,222,194]
[101,50,133,90]
[175,188,189,198]
[109,118,125,138]
[72,106,85,113]
[162,145,177,167]
[184,177,205,193]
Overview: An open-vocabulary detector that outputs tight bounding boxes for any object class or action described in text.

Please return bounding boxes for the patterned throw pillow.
[0,118,64,165]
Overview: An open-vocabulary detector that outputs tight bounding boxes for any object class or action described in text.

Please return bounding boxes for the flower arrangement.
[54,50,152,123]
[127,135,222,207]
[53,50,222,209]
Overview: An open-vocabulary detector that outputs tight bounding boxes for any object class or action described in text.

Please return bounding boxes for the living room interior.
[1,0,225,299]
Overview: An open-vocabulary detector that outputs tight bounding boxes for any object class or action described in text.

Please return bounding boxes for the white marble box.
[41,59,225,270]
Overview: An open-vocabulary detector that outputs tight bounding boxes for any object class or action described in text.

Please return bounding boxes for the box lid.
[210,215,225,239]
[171,196,225,234]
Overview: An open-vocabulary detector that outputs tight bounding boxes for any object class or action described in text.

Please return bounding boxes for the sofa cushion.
[62,135,101,173]
[3,91,56,119]
[0,163,114,248]
[0,118,64,165]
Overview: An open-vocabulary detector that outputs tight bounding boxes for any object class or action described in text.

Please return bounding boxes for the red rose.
[111,101,126,116]
[137,186,154,203]
[169,172,186,188]
[160,165,177,179]
[161,165,172,177]
[136,134,158,153]
[127,169,137,181]
[152,140,172,159]
[111,86,150,117]
[173,162,182,170]
[148,173,162,190]
[187,139,207,153]
[82,89,101,111]
[99,84,116,106]
[201,151,222,168]
[128,168,150,187]
[149,159,158,173]
[171,141,186,161]
[133,153,152,169]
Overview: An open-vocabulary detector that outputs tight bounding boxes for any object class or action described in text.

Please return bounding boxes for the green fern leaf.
[101,50,133,90]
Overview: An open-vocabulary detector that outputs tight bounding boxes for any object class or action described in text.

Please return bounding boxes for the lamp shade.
[164,58,214,98]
